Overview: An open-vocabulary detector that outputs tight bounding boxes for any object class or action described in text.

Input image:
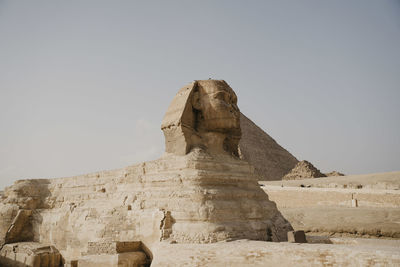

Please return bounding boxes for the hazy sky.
[1,1,399,189]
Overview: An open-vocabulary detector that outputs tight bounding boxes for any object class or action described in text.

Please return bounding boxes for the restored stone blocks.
[79,241,150,267]
[0,242,61,267]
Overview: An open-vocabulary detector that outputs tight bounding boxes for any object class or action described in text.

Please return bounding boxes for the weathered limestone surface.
[0,242,61,267]
[0,148,291,263]
[0,180,45,248]
[79,241,149,267]
[162,80,241,157]
[238,114,299,181]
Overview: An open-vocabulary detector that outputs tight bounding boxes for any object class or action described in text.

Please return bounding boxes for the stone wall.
[263,186,400,208]
[263,185,400,238]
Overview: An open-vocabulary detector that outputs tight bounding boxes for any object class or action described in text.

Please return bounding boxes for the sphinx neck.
[199,132,228,155]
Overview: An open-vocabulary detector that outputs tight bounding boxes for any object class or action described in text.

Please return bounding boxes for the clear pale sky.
[1,1,399,190]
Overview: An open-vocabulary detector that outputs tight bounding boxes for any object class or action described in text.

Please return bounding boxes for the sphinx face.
[161,80,241,155]
[195,80,240,132]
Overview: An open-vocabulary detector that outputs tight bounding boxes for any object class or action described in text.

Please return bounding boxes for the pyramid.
[239,114,299,181]
[282,160,326,180]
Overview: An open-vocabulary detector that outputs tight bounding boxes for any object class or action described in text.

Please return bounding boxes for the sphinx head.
[192,80,240,133]
[161,80,241,156]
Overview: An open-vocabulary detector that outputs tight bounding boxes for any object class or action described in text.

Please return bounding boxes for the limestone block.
[0,203,19,246]
[80,241,149,267]
[85,241,142,255]
[287,230,307,243]
[5,209,33,244]
[0,242,61,267]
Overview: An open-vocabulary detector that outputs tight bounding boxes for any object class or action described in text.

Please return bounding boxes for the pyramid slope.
[239,113,298,181]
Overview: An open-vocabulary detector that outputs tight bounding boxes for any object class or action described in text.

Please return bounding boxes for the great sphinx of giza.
[162,80,241,157]
[0,80,292,266]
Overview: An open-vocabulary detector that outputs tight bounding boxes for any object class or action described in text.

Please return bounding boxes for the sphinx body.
[0,80,292,266]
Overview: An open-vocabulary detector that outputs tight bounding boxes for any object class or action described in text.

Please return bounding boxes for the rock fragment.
[287,230,307,243]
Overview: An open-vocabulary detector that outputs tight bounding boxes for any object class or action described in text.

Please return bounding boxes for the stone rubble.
[325,171,345,177]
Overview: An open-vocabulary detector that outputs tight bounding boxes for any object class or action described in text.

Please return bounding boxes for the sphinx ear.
[192,91,201,110]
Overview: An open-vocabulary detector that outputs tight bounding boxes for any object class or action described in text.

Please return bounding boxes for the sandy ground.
[151,238,400,266]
